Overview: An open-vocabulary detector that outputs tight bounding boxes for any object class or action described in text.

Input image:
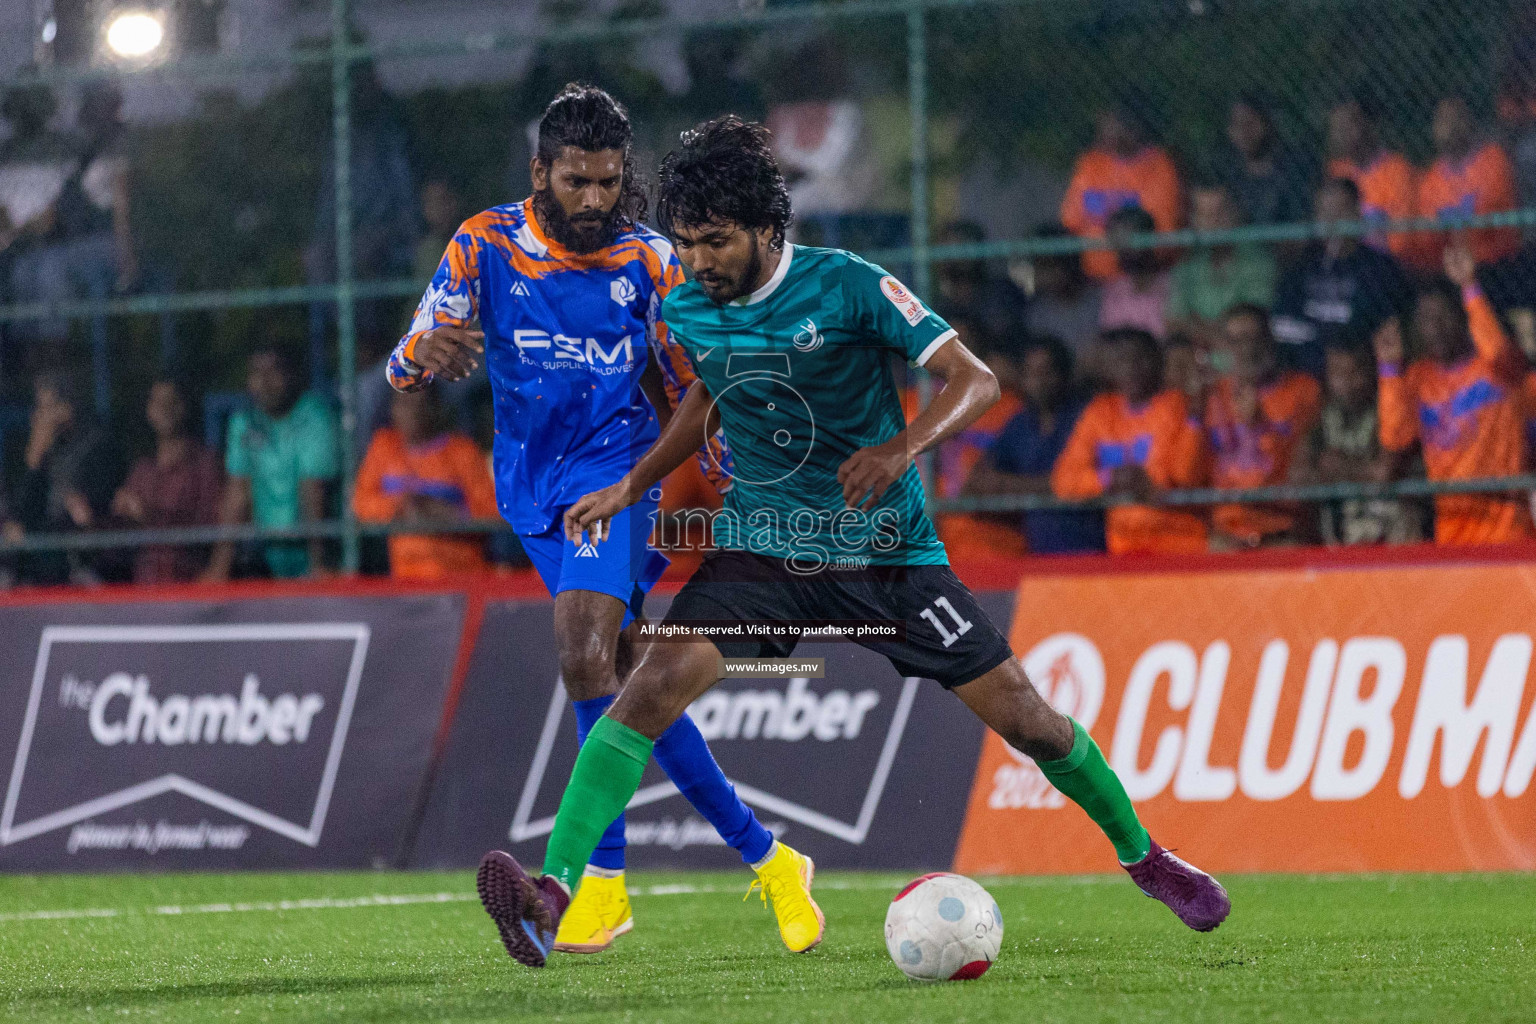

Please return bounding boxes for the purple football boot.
[477,850,571,967]
[1123,840,1231,932]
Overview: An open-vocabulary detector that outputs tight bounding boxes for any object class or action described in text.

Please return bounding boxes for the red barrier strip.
[4,540,1532,611]
[952,539,1536,587]
[391,585,492,866]
[435,587,488,758]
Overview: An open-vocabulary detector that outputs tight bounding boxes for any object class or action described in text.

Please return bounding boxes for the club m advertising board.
[956,561,1536,875]
[411,593,999,871]
[0,592,464,871]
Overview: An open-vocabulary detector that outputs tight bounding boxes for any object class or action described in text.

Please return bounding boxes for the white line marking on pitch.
[0,892,476,923]
[0,874,1131,924]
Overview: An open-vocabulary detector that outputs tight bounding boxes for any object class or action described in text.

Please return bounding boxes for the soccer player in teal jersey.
[474,117,1231,969]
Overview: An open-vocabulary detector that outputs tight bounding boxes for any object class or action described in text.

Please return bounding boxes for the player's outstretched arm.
[838,336,1000,509]
[564,378,720,543]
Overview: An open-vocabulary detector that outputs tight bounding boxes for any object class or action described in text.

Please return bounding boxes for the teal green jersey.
[660,244,955,569]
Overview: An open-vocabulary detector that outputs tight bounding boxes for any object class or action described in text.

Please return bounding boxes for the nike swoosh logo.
[696,348,714,361]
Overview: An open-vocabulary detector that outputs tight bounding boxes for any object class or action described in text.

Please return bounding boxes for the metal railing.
[3,475,1531,559]
[1,0,1532,572]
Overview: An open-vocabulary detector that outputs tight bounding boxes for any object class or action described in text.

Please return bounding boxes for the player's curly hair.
[656,116,793,249]
[536,83,648,226]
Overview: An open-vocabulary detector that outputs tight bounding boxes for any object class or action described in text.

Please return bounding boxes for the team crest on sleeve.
[880,276,928,326]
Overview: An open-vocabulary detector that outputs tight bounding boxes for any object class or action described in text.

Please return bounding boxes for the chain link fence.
[0,0,1533,573]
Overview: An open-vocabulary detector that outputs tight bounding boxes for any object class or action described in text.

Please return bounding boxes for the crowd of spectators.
[924,91,1536,557]
[0,340,509,588]
[0,68,517,587]
[7,74,1536,586]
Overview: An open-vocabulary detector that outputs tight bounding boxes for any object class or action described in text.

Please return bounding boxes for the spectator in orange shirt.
[354,388,500,578]
[1375,244,1533,544]
[1052,328,1209,554]
[1326,97,1417,260]
[1415,96,1520,269]
[1060,104,1181,280]
[1204,305,1323,549]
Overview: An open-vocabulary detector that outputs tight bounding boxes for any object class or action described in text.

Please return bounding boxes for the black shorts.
[663,549,1014,689]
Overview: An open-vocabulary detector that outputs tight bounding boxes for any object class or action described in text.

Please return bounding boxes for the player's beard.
[532,188,622,254]
[700,234,764,305]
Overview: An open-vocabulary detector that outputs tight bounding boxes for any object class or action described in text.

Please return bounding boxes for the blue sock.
[573,695,627,871]
[654,712,775,865]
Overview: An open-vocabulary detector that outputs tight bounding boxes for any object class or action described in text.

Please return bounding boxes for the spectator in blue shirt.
[963,335,1106,554]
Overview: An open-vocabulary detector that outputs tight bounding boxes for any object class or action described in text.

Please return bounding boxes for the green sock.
[542,716,653,892]
[1036,717,1151,864]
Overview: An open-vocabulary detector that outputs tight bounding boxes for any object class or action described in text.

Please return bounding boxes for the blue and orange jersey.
[353,428,500,579]
[1327,152,1417,259]
[1052,390,1209,554]
[1414,142,1519,268]
[388,198,731,535]
[902,385,1028,558]
[1379,285,1533,544]
[1204,372,1323,542]
[1060,146,1182,280]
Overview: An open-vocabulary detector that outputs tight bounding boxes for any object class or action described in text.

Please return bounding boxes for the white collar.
[732,243,794,306]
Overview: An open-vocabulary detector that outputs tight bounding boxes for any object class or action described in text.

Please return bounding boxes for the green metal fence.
[1,0,1533,566]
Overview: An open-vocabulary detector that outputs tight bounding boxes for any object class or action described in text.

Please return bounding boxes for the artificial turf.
[2,869,1532,1023]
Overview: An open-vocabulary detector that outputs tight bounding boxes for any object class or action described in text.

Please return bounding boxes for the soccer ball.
[884,872,1003,981]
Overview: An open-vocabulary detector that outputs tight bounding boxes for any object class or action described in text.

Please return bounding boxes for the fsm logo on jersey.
[1,624,369,855]
[512,329,636,372]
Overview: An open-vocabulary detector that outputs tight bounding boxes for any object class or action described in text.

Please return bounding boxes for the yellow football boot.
[745,842,825,952]
[552,870,632,953]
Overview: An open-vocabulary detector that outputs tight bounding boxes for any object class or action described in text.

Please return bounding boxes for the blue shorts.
[520,500,669,628]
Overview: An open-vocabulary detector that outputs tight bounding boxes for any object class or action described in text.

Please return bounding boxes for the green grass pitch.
[2,869,1532,1023]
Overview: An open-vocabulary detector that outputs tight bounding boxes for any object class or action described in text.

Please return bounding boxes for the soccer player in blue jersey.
[388,87,820,959]
[475,116,1233,969]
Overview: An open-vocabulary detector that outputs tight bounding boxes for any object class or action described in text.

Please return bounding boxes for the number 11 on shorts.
[920,596,973,648]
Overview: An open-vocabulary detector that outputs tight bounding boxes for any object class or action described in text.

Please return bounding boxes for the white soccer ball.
[884,872,1003,981]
